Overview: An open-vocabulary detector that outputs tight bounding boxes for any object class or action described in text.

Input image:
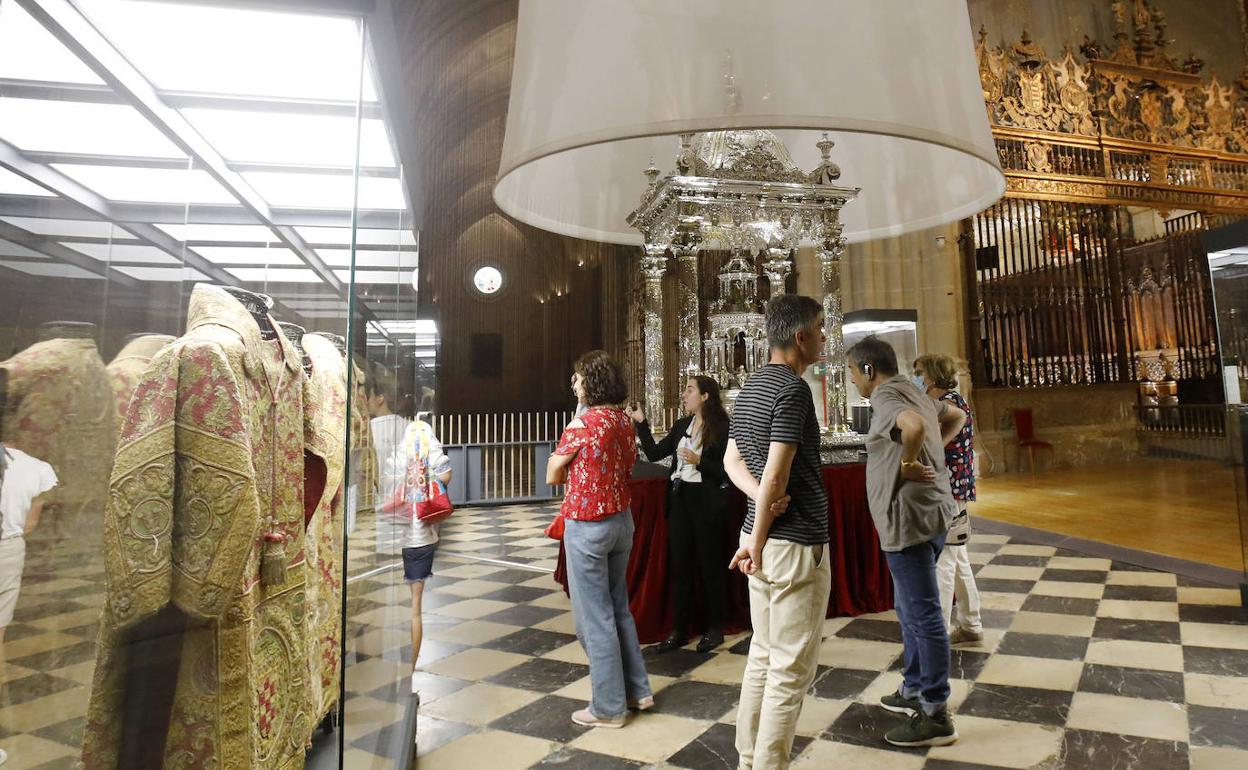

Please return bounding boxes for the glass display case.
[1204,220,1248,607]
[842,309,919,432]
[0,1,421,766]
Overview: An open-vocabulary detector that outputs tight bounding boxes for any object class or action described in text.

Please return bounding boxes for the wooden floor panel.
[976,459,1246,571]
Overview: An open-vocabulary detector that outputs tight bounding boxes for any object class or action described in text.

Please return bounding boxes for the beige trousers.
[735,538,832,770]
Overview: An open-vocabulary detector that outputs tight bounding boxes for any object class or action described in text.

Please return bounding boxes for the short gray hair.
[765,294,823,349]
[847,335,899,377]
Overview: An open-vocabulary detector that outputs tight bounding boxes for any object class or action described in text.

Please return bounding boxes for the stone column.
[819,212,850,435]
[763,248,792,298]
[674,246,701,378]
[641,245,669,425]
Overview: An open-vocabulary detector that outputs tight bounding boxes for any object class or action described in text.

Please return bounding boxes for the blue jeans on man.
[564,511,652,718]
[884,533,951,715]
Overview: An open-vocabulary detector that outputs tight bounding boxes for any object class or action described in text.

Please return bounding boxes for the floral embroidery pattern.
[556,407,636,521]
[301,332,348,724]
[107,335,173,430]
[83,284,310,770]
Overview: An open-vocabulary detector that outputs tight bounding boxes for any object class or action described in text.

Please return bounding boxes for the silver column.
[674,246,701,378]
[642,245,669,425]
[819,213,850,435]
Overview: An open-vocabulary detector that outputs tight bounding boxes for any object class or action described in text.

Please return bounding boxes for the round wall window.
[473,265,503,295]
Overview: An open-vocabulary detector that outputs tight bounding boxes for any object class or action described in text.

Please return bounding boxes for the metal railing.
[423,407,685,505]
[425,411,572,504]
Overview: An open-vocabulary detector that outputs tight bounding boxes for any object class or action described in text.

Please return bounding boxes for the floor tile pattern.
[0,501,1244,770]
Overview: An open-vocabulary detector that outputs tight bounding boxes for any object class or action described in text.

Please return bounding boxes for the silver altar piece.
[704,252,767,406]
[641,244,669,425]
[819,211,850,436]
[763,247,793,298]
[628,130,860,423]
[674,213,703,378]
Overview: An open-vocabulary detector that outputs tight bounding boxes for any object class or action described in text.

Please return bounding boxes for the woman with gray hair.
[913,353,982,646]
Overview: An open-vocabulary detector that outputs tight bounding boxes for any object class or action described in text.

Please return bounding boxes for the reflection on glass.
[0,0,416,767]
[0,321,113,542]
[1207,232,1248,586]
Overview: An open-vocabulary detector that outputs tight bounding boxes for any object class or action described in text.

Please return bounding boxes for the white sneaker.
[411,671,420,695]
[0,747,9,766]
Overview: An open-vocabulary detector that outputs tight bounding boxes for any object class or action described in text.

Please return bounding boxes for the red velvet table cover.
[554,463,893,644]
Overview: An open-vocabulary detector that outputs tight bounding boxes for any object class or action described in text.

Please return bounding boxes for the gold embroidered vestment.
[106,334,175,430]
[301,332,347,728]
[83,284,310,770]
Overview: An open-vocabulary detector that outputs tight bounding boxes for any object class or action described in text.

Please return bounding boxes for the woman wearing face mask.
[913,354,982,645]
[628,376,732,653]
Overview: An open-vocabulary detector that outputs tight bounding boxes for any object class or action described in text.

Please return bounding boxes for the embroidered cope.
[83,284,311,770]
[301,333,347,727]
[107,334,175,431]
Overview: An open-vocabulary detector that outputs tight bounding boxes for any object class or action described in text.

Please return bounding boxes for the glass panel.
[78,0,377,101]
[241,172,406,210]
[1206,226,1248,594]
[0,166,56,196]
[180,109,395,168]
[342,158,423,762]
[0,2,416,766]
[0,1,104,83]
[51,164,239,204]
[0,98,186,157]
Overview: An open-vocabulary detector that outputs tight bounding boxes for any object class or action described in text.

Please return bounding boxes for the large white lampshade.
[495,0,1004,245]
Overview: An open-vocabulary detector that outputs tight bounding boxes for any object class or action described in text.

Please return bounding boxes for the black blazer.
[635,415,729,491]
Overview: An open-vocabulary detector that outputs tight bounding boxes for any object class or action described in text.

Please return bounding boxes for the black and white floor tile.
[343,503,1248,770]
[0,501,1244,770]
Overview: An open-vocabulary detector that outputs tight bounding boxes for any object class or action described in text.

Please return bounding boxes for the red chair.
[1011,408,1053,472]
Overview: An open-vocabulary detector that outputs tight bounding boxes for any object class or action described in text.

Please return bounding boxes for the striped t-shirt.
[729,364,828,545]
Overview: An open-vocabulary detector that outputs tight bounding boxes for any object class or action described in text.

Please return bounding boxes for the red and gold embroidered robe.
[301,332,347,729]
[83,284,310,770]
[106,334,175,431]
[0,336,115,540]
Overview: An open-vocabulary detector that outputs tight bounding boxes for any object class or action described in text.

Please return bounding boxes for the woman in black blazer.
[629,375,730,653]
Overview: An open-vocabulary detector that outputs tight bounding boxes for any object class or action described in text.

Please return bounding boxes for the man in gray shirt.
[847,335,965,748]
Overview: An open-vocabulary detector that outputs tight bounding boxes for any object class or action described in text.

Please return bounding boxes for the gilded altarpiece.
[967,0,1248,395]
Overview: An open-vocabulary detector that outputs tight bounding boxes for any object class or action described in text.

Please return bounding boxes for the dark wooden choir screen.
[966,199,1218,388]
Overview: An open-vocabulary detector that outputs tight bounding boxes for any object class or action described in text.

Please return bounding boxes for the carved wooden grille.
[967,199,1219,388]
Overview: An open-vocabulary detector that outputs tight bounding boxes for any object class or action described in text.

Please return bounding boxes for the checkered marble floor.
[0,536,105,770]
[0,501,1245,770]
[349,504,1248,770]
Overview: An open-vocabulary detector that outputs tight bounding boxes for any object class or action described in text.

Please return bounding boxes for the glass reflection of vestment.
[0,327,115,540]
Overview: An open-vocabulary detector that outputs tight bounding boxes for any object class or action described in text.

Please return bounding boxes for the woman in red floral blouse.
[547,351,652,728]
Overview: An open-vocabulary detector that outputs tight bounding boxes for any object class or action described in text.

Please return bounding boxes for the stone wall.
[971,384,1140,474]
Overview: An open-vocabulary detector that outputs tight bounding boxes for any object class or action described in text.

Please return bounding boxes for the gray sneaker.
[885,709,958,747]
[879,690,920,716]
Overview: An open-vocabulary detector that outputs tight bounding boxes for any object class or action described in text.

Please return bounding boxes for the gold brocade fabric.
[106,334,175,430]
[83,285,310,770]
[0,337,115,540]
[301,333,347,727]
[351,364,377,509]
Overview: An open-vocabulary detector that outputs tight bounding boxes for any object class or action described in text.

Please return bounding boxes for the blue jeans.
[885,534,950,715]
[564,511,652,718]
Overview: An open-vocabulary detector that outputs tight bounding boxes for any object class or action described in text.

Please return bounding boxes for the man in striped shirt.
[724,294,831,770]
